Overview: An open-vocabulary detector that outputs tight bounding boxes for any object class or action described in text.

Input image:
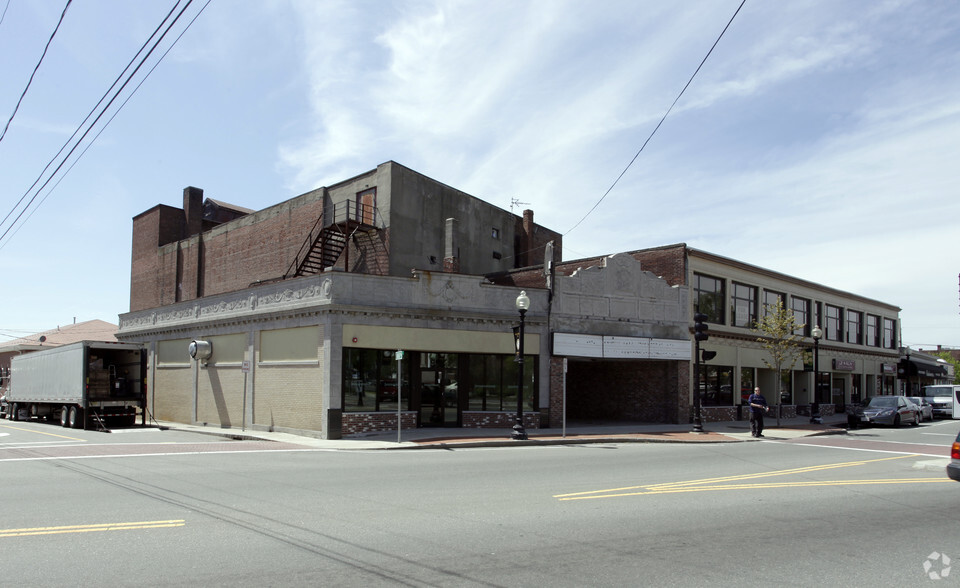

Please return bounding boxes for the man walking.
[748,386,769,438]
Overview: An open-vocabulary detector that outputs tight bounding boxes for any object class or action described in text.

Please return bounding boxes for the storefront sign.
[881,364,895,374]
[553,333,603,358]
[553,333,691,360]
[833,359,856,371]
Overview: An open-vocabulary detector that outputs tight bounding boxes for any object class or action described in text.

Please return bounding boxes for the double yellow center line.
[555,454,950,501]
[0,520,185,538]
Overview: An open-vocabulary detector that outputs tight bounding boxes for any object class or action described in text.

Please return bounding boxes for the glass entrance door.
[419,353,459,427]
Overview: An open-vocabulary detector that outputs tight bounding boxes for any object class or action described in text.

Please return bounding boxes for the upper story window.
[865,314,880,347]
[694,273,725,324]
[791,296,810,337]
[763,290,785,316]
[731,282,757,328]
[846,311,863,345]
[825,304,843,341]
[883,318,897,349]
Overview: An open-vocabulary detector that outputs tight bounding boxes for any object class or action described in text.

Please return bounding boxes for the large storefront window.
[343,349,536,422]
[467,355,534,412]
[731,283,757,328]
[694,273,725,324]
[343,348,410,412]
[700,365,734,406]
[740,368,755,403]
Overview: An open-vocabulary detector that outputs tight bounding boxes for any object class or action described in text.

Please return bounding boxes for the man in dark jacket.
[748,386,770,438]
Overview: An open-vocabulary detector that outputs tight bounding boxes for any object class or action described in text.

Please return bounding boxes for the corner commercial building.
[119,161,900,437]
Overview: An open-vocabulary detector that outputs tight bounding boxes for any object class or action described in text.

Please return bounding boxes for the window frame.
[825,304,843,342]
[730,282,758,328]
[846,310,863,345]
[694,273,726,324]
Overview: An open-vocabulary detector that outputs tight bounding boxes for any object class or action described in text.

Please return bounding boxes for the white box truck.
[921,384,960,419]
[6,341,147,429]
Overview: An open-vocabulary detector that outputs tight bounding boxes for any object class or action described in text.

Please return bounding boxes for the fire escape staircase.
[285,201,380,278]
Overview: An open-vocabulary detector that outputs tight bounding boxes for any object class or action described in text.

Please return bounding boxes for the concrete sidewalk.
[158,413,849,450]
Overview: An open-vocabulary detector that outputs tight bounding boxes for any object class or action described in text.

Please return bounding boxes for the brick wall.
[560,359,685,424]
[343,411,417,436]
[130,194,325,312]
[462,411,539,429]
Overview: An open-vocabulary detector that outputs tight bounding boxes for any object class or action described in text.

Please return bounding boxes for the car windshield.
[908,397,924,405]
[866,397,897,408]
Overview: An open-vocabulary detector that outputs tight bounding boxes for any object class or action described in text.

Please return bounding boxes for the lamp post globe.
[513,291,529,440]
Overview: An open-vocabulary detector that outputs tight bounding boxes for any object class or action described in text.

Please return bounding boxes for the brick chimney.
[183,186,204,238]
[443,217,460,273]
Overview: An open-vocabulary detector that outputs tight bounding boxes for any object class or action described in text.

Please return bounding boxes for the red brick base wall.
[343,411,417,436]
[462,411,539,429]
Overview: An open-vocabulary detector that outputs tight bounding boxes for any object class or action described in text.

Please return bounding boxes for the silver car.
[907,396,934,422]
[849,396,920,428]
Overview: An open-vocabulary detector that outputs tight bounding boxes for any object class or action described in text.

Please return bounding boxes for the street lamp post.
[513,290,530,441]
[812,325,822,405]
[905,347,911,396]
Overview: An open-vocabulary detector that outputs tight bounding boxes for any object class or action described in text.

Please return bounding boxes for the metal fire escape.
[285,200,380,278]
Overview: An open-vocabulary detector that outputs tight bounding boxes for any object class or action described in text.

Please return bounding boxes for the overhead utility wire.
[0,0,73,144]
[564,0,747,236]
[0,0,184,236]
[0,0,198,249]
[2,0,214,248]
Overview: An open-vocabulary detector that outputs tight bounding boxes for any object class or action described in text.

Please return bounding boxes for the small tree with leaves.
[753,299,806,426]
[933,351,960,385]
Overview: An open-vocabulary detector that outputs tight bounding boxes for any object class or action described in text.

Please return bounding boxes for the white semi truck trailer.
[6,341,147,429]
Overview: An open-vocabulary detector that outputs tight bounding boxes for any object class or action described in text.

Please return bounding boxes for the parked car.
[948,429,960,482]
[848,396,920,428]
[907,397,934,422]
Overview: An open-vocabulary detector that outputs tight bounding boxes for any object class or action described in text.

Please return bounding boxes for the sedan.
[907,396,934,422]
[949,429,960,482]
[848,396,920,428]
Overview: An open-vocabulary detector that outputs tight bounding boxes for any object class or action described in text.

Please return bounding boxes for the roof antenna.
[510,197,530,213]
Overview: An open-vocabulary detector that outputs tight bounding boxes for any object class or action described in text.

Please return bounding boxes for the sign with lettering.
[833,359,856,371]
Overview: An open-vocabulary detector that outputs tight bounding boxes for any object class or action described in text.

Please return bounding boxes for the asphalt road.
[1,419,958,587]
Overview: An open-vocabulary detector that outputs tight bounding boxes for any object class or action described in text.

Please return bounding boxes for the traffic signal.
[694,312,709,342]
[701,350,717,361]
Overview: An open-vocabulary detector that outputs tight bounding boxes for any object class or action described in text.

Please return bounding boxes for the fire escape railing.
[284,200,381,279]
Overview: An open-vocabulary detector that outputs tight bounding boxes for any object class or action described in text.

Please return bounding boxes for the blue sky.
[0,0,958,350]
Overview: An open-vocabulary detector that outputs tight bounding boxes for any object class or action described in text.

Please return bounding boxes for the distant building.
[0,319,118,396]
[497,244,902,421]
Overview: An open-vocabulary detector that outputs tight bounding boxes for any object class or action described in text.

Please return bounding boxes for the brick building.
[119,161,901,437]
[119,162,692,438]
[491,244,902,423]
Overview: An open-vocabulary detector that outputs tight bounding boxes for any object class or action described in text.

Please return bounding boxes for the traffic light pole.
[692,312,709,433]
[693,337,704,433]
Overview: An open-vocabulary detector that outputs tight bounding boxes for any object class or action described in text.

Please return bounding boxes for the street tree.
[753,298,805,426]
[933,351,960,384]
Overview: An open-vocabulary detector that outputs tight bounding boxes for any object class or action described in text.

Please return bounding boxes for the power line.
[564,0,747,236]
[1,0,213,247]
[0,0,73,145]
[0,0,210,250]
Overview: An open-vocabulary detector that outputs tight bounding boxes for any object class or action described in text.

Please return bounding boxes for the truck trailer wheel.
[68,405,83,429]
[60,406,70,428]
[10,402,19,421]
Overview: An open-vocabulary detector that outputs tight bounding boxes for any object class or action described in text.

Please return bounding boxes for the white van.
[922,385,960,419]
